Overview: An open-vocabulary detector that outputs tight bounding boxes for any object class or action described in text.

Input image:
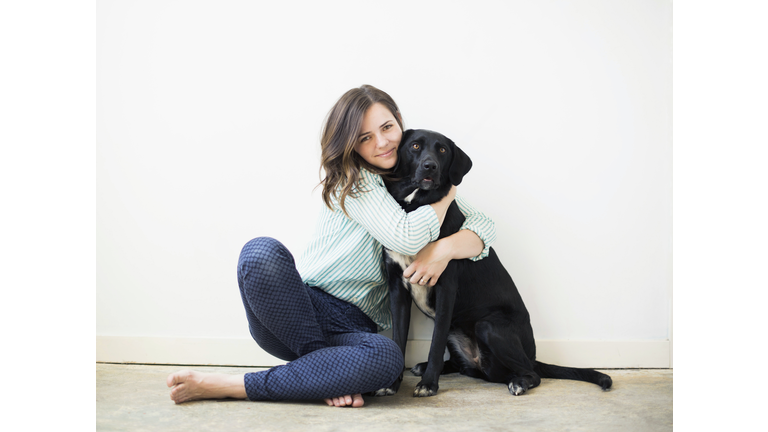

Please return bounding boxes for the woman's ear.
[448,139,473,186]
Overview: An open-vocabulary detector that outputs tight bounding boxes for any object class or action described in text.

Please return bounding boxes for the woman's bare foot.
[167,370,247,404]
[168,370,364,407]
[324,393,364,407]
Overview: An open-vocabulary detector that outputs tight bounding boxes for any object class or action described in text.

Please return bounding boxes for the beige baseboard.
[97,336,670,369]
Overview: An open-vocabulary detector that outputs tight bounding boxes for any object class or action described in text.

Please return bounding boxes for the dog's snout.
[423,160,437,171]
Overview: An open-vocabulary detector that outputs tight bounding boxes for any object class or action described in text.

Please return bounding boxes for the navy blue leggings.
[237,237,403,401]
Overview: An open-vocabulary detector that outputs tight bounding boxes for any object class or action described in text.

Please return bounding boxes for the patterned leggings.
[237,237,403,401]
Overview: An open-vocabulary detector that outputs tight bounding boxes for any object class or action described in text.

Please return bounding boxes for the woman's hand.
[403,238,453,287]
[403,230,486,287]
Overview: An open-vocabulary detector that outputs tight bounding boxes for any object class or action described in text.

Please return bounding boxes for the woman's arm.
[453,194,497,261]
[404,194,496,287]
[442,228,486,260]
[428,185,457,226]
[403,229,484,287]
[340,170,442,256]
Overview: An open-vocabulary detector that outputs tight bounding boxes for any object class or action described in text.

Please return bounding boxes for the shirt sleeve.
[455,194,497,261]
[338,170,442,256]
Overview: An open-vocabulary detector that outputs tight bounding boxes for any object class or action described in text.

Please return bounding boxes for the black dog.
[376,129,612,397]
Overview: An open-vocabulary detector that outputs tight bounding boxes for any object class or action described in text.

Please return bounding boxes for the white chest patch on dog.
[386,250,435,318]
[403,188,420,204]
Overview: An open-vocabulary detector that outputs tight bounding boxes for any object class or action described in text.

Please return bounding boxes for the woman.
[167,85,496,407]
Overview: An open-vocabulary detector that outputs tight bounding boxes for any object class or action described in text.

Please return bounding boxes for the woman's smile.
[377,148,395,158]
[354,102,402,170]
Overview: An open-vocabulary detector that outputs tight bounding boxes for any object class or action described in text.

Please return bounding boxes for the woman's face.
[354,102,402,170]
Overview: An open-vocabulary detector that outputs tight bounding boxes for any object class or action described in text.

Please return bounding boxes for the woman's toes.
[167,371,180,387]
[325,394,364,407]
[167,370,199,404]
[167,370,192,388]
[170,384,185,403]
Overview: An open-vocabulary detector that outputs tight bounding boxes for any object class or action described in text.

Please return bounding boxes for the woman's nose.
[375,133,388,147]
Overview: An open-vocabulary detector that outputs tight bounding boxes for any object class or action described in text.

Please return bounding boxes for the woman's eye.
[360,136,370,143]
[383,124,392,130]
[412,144,420,150]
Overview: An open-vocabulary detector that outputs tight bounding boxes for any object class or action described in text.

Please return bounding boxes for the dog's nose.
[423,160,437,171]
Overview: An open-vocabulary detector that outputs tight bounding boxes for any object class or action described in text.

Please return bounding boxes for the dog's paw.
[413,381,439,397]
[508,382,527,396]
[508,377,533,396]
[410,362,427,376]
[372,387,398,396]
[372,374,402,396]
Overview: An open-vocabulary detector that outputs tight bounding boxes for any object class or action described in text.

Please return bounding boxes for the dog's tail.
[534,361,612,391]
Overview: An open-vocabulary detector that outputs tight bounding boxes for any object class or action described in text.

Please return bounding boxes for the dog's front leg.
[413,266,458,397]
[373,260,412,396]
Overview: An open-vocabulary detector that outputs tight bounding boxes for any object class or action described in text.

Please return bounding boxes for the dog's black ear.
[448,139,472,186]
[393,129,415,174]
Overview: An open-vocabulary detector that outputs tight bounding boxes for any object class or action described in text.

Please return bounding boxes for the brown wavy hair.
[319,85,404,216]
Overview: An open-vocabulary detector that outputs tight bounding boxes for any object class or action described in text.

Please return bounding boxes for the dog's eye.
[439,147,446,153]
[412,144,420,150]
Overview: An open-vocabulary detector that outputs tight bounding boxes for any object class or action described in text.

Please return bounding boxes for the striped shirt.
[297,169,497,330]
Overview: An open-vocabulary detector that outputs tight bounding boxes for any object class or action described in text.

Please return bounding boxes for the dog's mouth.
[418,177,437,189]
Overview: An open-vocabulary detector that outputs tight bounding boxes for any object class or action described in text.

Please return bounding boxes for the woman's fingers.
[405,266,431,285]
[409,273,432,286]
[404,240,451,287]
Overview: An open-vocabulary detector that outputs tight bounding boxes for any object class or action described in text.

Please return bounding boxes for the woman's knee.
[237,237,297,294]
[239,237,291,272]
[360,334,405,383]
[240,236,286,259]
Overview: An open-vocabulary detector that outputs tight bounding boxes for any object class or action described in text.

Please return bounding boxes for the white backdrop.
[97,0,672,368]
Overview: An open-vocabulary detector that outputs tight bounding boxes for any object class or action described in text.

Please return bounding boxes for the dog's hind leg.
[411,332,483,378]
[474,319,541,396]
[506,372,541,396]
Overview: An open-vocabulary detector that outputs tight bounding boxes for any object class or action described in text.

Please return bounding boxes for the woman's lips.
[377,148,395,157]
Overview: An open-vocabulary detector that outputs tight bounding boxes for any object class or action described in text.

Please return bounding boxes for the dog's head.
[387,129,472,208]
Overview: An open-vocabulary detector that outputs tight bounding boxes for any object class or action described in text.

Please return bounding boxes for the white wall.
[97,0,672,368]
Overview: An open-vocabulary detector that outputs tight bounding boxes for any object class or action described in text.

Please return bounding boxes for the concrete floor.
[97,363,672,432]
